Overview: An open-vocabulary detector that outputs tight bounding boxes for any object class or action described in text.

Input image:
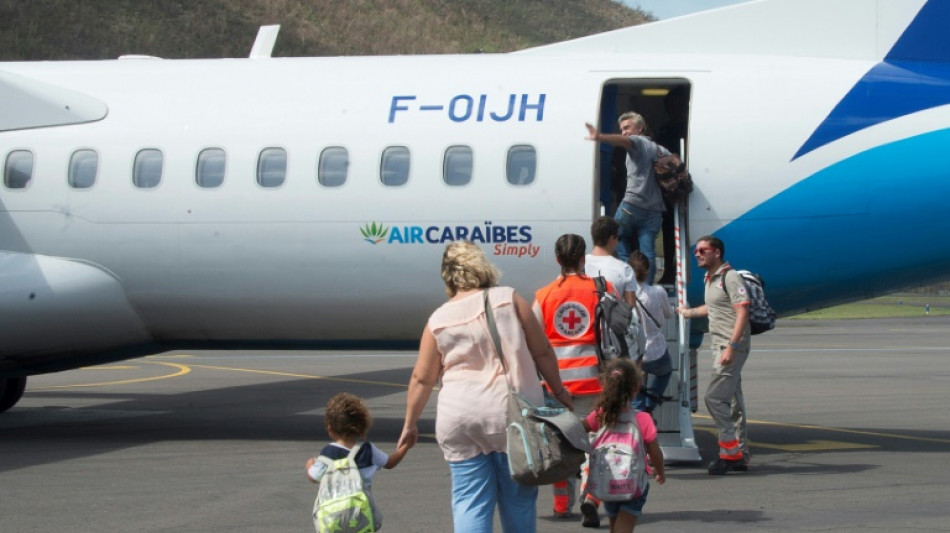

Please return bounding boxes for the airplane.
[2,0,949,433]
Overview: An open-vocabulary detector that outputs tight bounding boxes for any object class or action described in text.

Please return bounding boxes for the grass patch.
[789,295,950,319]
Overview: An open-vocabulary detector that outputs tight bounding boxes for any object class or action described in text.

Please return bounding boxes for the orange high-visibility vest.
[536,275,612,396]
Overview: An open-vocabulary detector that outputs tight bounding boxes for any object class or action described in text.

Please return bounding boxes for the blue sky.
[621,0,749,20]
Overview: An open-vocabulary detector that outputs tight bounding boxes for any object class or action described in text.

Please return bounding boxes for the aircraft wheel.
[0,376,27,413]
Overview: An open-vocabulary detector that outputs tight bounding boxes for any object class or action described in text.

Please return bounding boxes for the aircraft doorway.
[595,79,701,463]
[596,79,691,286]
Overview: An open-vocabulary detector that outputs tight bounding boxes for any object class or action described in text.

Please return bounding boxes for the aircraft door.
[597,79,700,463]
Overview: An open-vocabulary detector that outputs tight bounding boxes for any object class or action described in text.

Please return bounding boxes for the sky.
[622,0,750,20]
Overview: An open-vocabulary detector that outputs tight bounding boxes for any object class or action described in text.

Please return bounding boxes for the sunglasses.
[694,247,716,255]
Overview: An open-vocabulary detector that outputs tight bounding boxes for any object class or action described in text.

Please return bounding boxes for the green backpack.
[311,444,379,533]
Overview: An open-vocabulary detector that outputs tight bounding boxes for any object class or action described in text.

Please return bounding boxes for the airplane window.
[506,145,536,186]
[68,150,98,189]
[133,149,163,189]
[380,146,410,186]
[4,150,34,189]
[318,147,348,187]
[443,146,473,186]
[257,147,287,188]
[196,148,226,188]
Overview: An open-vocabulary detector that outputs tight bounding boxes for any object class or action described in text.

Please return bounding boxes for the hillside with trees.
[0,0,651,60]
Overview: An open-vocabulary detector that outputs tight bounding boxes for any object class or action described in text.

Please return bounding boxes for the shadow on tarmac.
[5,362,950,477]
[1,366,428,474]
[643,509,769,526]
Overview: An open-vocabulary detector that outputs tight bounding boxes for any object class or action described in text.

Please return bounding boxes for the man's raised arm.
[585,122,633,150]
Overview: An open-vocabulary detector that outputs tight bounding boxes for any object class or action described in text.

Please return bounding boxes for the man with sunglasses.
[677,235,752,475]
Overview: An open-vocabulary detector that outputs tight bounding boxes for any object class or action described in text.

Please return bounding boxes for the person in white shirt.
[629,251,674,414]
[584,217,638,306]
[581,218,641,529]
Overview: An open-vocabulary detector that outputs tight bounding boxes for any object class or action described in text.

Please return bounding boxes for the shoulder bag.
[653,152,694,203]
[483,290,592,486]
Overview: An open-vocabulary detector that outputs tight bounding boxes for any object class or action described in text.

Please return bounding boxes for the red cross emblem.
[562,309,583,329]
[553,301,590,338]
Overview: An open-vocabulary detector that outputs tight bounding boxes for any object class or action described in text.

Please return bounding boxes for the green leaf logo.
[360,222,389,244]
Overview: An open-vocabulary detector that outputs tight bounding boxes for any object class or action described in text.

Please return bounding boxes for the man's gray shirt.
[622,135,669,212]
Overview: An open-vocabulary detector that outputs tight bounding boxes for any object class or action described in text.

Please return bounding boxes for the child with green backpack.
[305,393,410,533]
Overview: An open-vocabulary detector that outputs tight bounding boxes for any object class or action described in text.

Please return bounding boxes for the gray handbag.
[483,290,593,486]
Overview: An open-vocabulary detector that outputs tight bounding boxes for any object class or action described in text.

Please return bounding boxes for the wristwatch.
[729,341,740,349]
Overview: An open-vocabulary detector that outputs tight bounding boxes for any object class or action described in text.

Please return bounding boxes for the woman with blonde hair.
[398,240,570,533]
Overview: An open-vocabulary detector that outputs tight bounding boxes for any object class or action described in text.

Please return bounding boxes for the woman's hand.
[553,388,574,411]
[400,326,440,454]
[397,424,419,450]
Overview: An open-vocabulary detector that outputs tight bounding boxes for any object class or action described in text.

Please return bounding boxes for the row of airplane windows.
[1,145,539,190]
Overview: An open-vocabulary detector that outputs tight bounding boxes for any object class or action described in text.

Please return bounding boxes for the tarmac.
[2,317,950,532]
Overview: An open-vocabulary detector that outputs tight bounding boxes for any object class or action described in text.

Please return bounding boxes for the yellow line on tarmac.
[31,362,191,390]
[182,363,413,389]
[752,440,878,452]
[693,426,875,451]
[694,414,950,446]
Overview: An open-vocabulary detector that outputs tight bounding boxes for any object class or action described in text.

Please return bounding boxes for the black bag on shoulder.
[653,153,693,203]
[593,276,635,363]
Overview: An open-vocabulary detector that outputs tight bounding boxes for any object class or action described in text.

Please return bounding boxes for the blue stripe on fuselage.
[691,127,950,315]
[793,0,950,160]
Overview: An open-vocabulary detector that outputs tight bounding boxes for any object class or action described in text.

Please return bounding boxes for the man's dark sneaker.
[580,500,600,528]
[733,454,750,472]
[708,457,745,475]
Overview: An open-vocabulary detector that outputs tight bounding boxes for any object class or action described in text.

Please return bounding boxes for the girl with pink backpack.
[582,359,666,533]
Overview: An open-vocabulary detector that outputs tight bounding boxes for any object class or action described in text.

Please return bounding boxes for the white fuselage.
[3,0,950,376]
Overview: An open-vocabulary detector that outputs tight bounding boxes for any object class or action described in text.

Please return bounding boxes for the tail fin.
[794,0,950,159]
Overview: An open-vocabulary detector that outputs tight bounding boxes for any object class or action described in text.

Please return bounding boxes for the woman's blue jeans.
[448,452,538,532]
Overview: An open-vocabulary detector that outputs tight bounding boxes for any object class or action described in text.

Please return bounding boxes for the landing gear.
[0,377,27,413]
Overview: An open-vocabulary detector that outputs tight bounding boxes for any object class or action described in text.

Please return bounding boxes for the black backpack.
[724,270,777,335]
[593,276,637,364]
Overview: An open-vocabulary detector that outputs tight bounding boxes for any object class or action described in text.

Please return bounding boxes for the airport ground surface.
[3,317,950,532]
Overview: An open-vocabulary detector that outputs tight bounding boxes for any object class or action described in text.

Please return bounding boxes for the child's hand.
[305,457,318,483]
[386,439,413,469]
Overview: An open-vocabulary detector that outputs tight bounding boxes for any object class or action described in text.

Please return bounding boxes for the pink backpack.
[585,411,648,501]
